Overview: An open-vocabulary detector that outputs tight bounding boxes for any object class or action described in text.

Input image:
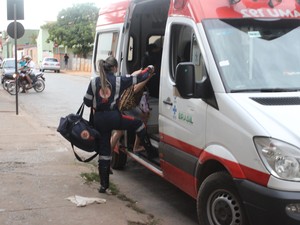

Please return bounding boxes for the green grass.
[80,171,161,225]
[80,172,99,183]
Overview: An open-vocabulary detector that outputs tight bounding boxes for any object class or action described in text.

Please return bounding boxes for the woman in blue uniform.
[83,56,155,193]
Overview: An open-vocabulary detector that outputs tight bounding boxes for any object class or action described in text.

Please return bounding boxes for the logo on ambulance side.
[178,112,194,125]
[171,96,193,124]
[240,8,300,17]
[172,96,177,119]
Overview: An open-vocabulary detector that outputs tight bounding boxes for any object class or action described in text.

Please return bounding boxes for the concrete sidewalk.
[0,87,150,225]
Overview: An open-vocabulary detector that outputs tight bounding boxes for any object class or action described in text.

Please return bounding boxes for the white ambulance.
[92,0,300,224]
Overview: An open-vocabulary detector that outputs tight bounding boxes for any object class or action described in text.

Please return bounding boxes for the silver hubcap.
[208,191,242,225]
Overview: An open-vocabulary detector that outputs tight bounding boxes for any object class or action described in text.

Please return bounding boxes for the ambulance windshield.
[204,19,300,92]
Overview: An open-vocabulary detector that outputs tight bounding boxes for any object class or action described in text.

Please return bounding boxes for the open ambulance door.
[119,0,136,75]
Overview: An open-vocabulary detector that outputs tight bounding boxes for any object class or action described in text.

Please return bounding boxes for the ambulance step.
[128,151,161,172]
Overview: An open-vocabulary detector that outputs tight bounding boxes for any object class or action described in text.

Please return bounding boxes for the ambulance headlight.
[254,137,300,181]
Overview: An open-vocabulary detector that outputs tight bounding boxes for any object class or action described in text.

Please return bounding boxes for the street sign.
[7,22,25,39]
[7,0,24,20]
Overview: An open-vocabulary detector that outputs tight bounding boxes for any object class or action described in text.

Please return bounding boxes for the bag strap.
[77,102,94,124]
[76,103,85,116]
[91,78,97,109]
[89,107,94,125]
[71,143,98,162]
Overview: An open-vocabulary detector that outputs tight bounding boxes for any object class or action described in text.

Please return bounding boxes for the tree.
[42,3,99,58]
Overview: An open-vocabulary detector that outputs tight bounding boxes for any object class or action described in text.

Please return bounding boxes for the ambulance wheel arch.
[197,144,246,180]
[193,144,246,199]
[192,146,249,224]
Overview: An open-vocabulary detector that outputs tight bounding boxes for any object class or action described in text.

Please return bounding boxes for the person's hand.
[147,65,155,74]
[140,65,155,76]
[147,72,155,80]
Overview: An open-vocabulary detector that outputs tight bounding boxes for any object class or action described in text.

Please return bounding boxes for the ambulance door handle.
[163,98,173,106]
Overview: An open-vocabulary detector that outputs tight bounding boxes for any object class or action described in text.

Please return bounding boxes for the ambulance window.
[191,33,205,81]
[128,37,134,61]
[170,24,205,82]
[94,31,119,72]
[144,35,163,68]
[148,35,163,46]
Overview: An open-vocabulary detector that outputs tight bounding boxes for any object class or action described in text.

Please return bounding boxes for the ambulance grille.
[250,97,300,105]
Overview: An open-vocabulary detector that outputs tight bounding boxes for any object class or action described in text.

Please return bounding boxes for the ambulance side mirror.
[175,62,208,99]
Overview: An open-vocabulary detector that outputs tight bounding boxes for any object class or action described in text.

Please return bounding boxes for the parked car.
[40,57,60,73]
[1,58,17,89]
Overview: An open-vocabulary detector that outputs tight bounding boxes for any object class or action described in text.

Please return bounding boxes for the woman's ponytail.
[99,59,107,94]
[98,56,118,100]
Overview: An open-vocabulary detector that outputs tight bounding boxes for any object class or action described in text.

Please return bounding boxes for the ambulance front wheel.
[197,171,249,225]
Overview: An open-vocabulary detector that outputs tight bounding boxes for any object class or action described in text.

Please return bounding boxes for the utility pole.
[6,0,24,115]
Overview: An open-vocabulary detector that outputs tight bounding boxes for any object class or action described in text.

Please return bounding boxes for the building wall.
[2,28,92,72]
[1,29,39,62]
[37,28,56,65]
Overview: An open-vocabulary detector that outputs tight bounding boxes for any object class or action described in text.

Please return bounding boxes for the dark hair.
[98,56,118,99]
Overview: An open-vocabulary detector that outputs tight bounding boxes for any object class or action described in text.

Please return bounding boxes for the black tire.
[7,81,19,95]
[111,135,127,169]
[197,171,249,225]
[111,150,127,170]
[33,79,45,92]
[2,78,8,90]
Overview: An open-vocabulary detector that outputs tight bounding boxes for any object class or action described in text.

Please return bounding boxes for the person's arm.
[135,65,155,83]
[29,62,35,69]
[120,66,155,92]
[83,81,94,107]
[131,68,142,76]
[133,73,153,93]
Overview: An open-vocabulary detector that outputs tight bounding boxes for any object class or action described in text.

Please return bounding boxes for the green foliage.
[42,3,99,58]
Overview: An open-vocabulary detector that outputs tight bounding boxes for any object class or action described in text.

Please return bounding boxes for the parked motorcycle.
[1,70,15,91]
[6,70,45,95]
[2,77,13,90]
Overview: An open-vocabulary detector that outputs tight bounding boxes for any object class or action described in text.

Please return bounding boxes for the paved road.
[13,71,199,225]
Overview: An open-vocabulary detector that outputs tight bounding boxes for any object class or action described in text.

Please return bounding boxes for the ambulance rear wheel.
[197,171,249,225]
[111,136,127,170]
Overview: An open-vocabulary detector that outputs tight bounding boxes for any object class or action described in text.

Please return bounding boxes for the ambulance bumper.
[235,179,300,225]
